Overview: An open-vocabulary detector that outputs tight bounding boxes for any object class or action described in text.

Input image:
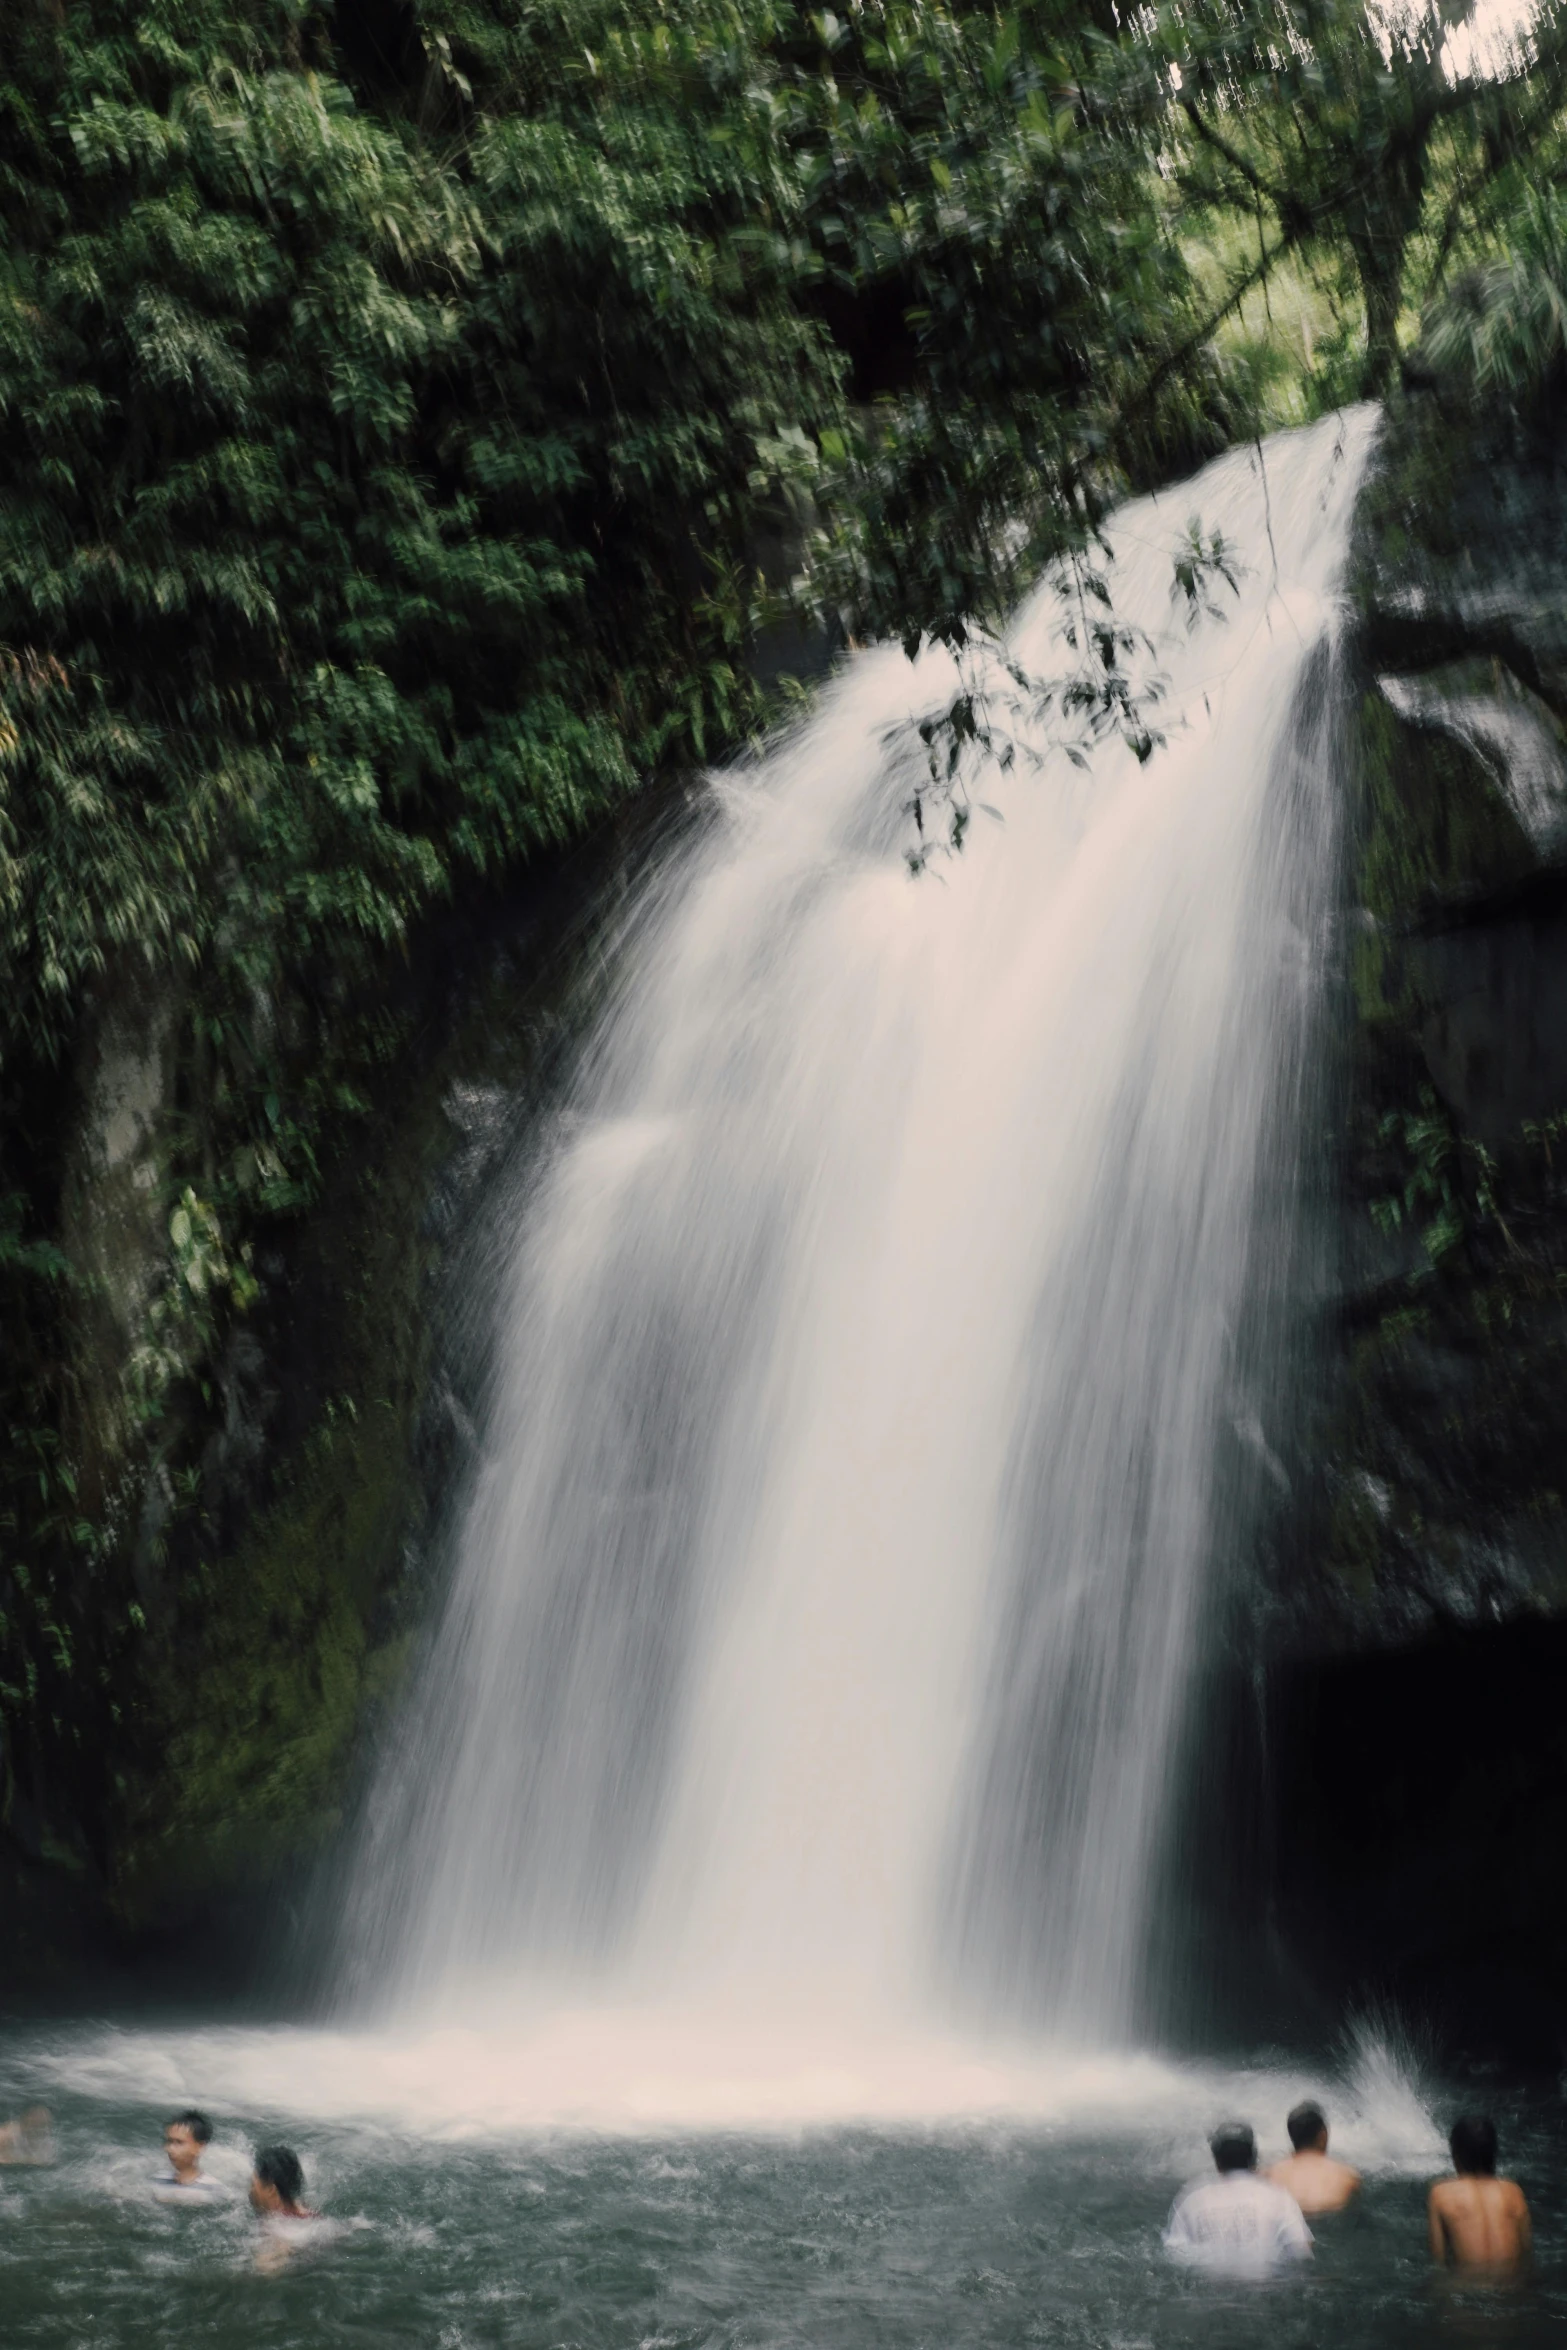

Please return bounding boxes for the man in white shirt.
[151,2109,229,2205]
[1164,2122,1314,2274]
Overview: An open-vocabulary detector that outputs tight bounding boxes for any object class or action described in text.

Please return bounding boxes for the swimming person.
[250,2145,320,2272]
[1428,2114,1532,2270]
[1164,2122,1313,2274]
[0,2105,54,2164]
[1265,2100,1361,2213]
[250,2144,315,2222]
[152,2109,226,2203]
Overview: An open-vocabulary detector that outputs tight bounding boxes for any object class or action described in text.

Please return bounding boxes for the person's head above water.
[1210,2122,1257,2174]
[163,2111,212,2179]
[1449,2114,1498,2178]
[250,2144,307,2217]
[1264,2096,1359,2213]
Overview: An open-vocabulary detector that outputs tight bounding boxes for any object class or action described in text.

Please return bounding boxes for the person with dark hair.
[1428,2114,1531,2269]
[1164,2121,1313,2272]
[250,2145,315,2222]
[249,2144,321,2272]
[153,2110,226,2202]
[1265,2100,1360,2214]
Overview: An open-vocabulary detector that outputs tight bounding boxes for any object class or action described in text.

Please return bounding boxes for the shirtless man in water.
[1428,2115,1532,2270]
[1266,2100,1361,2214]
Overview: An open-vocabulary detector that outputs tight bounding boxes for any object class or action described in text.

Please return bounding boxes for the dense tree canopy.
[0,0,1227,1122]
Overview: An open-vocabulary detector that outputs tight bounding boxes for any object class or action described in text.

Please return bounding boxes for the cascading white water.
[346,410,1376,2058]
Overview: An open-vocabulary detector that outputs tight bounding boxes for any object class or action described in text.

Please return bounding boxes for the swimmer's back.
[1429,2174,1531,2268]
[1265,2149,1360,2215]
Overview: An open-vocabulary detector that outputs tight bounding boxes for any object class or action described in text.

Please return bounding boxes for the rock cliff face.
[0,783,688,1993]
[1259,396,1567,2062]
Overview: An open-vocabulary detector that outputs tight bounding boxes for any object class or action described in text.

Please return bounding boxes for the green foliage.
[894,514,1244,871]
[1171,520,1240,622]
[1425,183,1567,402]
[0,1192,71,1286]
[777,4,1215,648]
[0,0,834,1084]
[1372,1086,1500,1271]
[110,1406,407,1922]
[1164,0,1567,396]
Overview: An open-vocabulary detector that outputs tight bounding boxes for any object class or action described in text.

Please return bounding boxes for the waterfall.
[345,410,1376,2049]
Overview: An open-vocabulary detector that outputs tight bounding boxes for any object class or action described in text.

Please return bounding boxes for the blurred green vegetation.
[6,0,1567,1910]
[1165,0,1567,411]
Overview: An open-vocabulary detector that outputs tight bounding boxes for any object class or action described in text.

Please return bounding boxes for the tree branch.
[1121,225,1299,423]
[1422,57,1567,295]
[1179,93,1294,213]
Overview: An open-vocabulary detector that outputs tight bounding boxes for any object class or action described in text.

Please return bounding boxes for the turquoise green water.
[3,2023,1564,2349]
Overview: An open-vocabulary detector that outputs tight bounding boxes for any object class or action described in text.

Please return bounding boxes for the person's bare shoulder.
[1502,2179,1531,2220]
[1268,2153,1358,2213]
[1427,2176,1461,2236]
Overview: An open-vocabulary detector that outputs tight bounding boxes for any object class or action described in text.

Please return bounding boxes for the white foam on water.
[24,2014,1196,2137]
[1333,2011,1449,2173]
[22,2008,1440,2171]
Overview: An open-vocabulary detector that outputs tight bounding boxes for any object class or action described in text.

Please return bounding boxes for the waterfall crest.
[345,410,1377,2046]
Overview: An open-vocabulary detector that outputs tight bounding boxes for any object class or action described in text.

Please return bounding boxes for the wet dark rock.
[1357,408,1567,708]
[1268,1620,1567,2067]
[1274,395,1567,1660]
[1410,880,1567,1143]
[1378,660,1567,859]
[1243,396,1567,2051]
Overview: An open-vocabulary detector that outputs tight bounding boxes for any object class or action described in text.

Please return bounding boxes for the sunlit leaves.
[1160,0,1567,394]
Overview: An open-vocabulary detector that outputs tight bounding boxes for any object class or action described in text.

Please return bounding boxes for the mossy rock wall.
[0,787,682,1985]
[102,858,646,1939]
